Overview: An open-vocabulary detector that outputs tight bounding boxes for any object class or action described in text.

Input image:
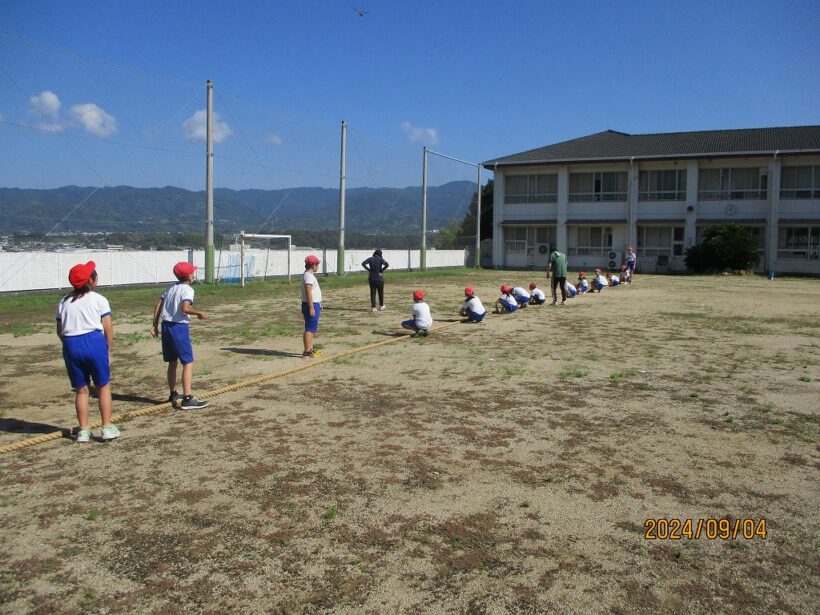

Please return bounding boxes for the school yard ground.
[0,269,817,614]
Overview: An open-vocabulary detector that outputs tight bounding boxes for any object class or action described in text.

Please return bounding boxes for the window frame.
[569,172,627,202]
[504,173,558,204]
[698,167,768,200]
[639,169,687,201]
[780,165,820,199]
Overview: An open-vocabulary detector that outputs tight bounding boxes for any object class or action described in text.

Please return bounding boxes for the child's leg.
[303,330,314,352]
[401,320,417,330]
[97,382,113,426]
[167,359,178,393]
[75,385,90,428]
[181,362,194,396]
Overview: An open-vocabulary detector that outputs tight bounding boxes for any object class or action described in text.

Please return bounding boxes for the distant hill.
[0,182,476,235]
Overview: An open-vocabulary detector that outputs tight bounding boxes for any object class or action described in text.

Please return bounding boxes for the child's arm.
[304,284,315,317]
[56,319,64,342]
[102,314,114,359]
[182,301,206,320]
[151,297,163,337]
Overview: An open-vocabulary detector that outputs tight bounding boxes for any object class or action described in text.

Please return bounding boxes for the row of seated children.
[577,266,631,293]
[495,281,578,313]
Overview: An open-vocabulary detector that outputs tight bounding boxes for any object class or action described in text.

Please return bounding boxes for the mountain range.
[0,181,477,235]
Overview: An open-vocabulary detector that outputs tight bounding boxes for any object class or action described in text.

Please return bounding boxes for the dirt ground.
[0,270,818,614]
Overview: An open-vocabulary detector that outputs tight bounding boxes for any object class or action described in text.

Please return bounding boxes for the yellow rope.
[0,321,461,455]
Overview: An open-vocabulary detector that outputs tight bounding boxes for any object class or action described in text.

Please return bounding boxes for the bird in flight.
[354,7,368,17]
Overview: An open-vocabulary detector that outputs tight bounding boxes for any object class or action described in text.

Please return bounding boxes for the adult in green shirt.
[547,250,568,305]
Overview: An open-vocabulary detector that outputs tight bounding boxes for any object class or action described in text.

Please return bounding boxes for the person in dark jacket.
[362,249,389,311]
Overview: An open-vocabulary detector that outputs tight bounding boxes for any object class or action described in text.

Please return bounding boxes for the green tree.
[684,224,759,273]
[460,179,494,241]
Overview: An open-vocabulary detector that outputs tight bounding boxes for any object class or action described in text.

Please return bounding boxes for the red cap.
[173,262,197,280]
[501,284,511,294]
[413,289,425,301]
[579,271,586,277]
[464,287,474,297]
[68,261,96,289]
[529,282,537,290]
[305,255,320,266]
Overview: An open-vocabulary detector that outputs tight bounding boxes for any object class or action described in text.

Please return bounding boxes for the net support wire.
[239,232,292,286]
[423,148,483,269]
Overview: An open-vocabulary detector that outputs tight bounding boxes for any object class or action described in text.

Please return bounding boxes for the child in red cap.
[528,282,547,305]
[151,262,208,409]
[301,255,323,358]
[401,289,433,336]
[460,287,486,322]
[495,284,518,313]
[56,261,119,442]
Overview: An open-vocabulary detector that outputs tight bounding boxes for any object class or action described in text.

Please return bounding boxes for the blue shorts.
[627,261,635,271]
[162,321,194,364]
[466,309,486,322]
[301,302,321,333]
[502,302,517,312]
[62,330,110,390]
[530,297,546,305]
[567,288,577,297]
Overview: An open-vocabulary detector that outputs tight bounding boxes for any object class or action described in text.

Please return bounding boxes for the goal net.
[217,233,292,285]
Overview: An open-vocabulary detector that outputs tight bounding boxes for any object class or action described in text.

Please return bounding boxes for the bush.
[684,224,759,273]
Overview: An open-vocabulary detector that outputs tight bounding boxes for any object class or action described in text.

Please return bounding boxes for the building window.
[637,226,685,258]
[780,166,820,199]
[639,170,687,201]
[504,227,527,254]
[503,226,556,255]
[698,168,768,200]
[505,174,558,203]
[778,226,820,260]
[569,172,627,202]
[570,226,613,256]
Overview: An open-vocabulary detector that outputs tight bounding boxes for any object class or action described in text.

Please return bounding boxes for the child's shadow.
[0,418,69,436]
[221,347,304,358]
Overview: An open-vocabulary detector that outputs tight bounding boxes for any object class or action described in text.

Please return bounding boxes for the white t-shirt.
[610,275,620,285]
[512,287,530,301]
[301,271,322,303]
[594,274,608,287]
[565,282,577,294]
[498,293,517,308]
[161,282,195,323]
[412,301,433,329]
[56,291,111,337]
[531,288,546,301]
[625,251,637,263]
[578,278,589,290]
[462,296,486,314]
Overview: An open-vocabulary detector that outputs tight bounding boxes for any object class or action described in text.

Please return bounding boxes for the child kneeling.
[495,285,518,313]
[460,287,486,322]
[402,289,433,336]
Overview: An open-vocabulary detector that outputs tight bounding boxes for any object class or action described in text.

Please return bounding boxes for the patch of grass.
[78,588,96,609]
[85,510,102,521]
[609,369,636,384]
[638,382,651,391]
[559,367,589,380]
[0,499,9,507]
[9,324,39,337]
[504,366,525,376]
[323,505,338,520]
[798,374,812,382]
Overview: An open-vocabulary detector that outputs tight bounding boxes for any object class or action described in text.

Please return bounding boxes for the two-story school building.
[482,125,820,275]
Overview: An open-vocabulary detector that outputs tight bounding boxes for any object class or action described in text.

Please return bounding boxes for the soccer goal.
[224,232,292,286]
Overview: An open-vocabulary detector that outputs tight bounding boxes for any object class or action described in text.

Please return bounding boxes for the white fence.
[0,248,467,292]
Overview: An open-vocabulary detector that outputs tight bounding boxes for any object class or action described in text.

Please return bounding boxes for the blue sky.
[1,0,819,191]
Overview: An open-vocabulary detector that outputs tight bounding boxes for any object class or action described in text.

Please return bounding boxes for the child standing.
[460,287,486,322]
[511,286,531,308]
[301,255,323,358]
[151,262,208,409]
[57,261,119,442]
[402,289,433,336]
[495,285,518,313]
[528,282,547,305]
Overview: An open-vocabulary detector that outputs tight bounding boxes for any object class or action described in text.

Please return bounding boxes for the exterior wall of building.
[491,154,820,275]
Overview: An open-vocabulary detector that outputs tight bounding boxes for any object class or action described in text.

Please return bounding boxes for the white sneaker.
[101,425,121,441]
[371,307,378,312]
[76,428,91,443]
[379,305,386,311]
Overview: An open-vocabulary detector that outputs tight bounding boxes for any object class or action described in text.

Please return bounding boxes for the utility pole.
[205,80,214,283]
[337,121,347,276]
[421,146,428,271]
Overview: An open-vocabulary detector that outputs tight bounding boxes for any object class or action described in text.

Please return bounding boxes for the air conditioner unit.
[536,243,550,255]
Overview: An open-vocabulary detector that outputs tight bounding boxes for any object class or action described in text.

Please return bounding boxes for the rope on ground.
[0,320,462,455]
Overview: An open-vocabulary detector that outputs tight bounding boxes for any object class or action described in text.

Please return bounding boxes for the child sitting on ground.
[577,272,589,294]
[609,271,621,286]
[592,269,609,292]
[460,287,486,322]
[528,282,547,305]
[511,286,531,308]
[565,280,578,298]
[401,289,433,336]
[495,285,518,313]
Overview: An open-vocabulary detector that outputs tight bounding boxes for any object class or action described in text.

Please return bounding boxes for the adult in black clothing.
[361,249,389,311]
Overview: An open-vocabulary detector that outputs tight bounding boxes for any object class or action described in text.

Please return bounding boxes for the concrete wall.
[0,248,467,293]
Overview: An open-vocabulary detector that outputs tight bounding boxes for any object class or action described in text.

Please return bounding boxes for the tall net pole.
[205,80,215,283]
[337,120,347,276]
[421,146,428,271]
[476,164,482,268]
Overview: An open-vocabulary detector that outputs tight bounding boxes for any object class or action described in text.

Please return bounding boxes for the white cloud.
[401,121,439,145]
[265,132,283,146]
[182,109,232,144]
[69,103,117,137]
[30,90,61,120]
